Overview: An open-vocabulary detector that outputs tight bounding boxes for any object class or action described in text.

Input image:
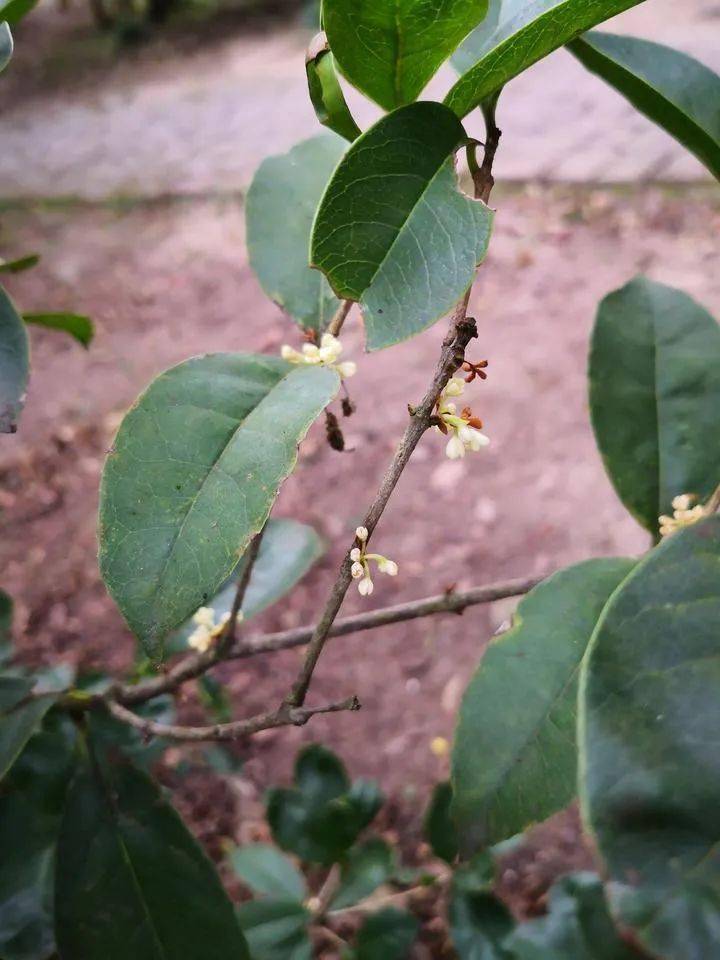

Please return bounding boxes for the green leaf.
[449,854,515,960]
[0,714,77,960]
[0,284,28,434]
[98,354,339,658]
[55,731,250,960]
[323,0,489,111]
[424,781,458,864]
[0,254,40,274]
[331,838,395,909]
[229,845,306,901]
[167,518,324,655]
[579,517,720,960]
[506,873,637,960]
[236,899,311,960]
[306,34,361,142]
[0,22,12,72]
[246,135,345,331]
[310,102,493,351]
[446,0,645,118]
[0,678,58,781]
[89,695,175,769]
[0,589,12,662]
[267,744,382,864]
[24,312,94,348]
[354,908,419,960]
[568,32,720,181]
[0,0,39,24]
[452,558,635,854]
[589,277,720,534]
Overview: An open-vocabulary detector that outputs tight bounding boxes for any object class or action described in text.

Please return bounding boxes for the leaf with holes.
[452,559,635,854]
[569,32,720,181]
[310,102,493,351]
[589,277,720,534]
[323,0,489,111]
[99,354,339,658]
[446,0,645,117]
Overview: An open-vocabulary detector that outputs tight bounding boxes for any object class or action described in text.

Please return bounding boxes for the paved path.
[0,0,718,199]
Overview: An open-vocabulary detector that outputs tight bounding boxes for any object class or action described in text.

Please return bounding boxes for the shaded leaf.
[88,695,175,770]
[0,284,28,433]
[306,34,361,142]
[324,0,489,111]
[0,22,12,72]
[568,31,720,181]
[579,517,720,960]
[267,744,382,864]
[331,838,395,909]
[452,559,635,854]
[0,0,39,23]
[507,873,637,959]
[236,899,311,960]
[311,102,493,351]
[0,589,12,663]
[354,908,419,960]
[229,845,306,901]
[446,0,644,118]
[55,731,250,960]
[99,354,338,658]
[0,677,58,781]
[0,254,39,274]
[449,854,514,960]
[424,780,458,864]
[168,518,324,655]
[246,135,345,331]
[0,714,77,960]
[24,312,93,348]
[589,276,720,534]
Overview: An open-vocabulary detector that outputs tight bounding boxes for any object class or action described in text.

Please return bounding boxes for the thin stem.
[220,526,265,651]
[327,299,353,337]
[106,695,360,743]
[704,481,720,516]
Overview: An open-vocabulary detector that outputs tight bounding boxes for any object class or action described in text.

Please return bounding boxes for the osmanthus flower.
[281,333,357,379]
[435,376,490,460]
[350,526,398,597]
[659,494,706,538]
[187,606,242,653]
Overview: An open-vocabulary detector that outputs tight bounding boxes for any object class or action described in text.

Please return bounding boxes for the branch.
[327,299,353,337]
[106,695,360,743]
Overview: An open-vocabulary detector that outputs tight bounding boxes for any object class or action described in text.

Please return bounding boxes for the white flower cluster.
[435,377,490,460]
[350,526,398,597]
[659,494,705,538]
[281,333,357,379]
[187,606,242,653]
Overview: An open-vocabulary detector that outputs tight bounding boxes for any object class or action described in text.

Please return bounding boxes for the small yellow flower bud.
[430,736,450,758]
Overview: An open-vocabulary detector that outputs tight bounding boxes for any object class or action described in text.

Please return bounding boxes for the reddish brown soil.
[1,185,718,933]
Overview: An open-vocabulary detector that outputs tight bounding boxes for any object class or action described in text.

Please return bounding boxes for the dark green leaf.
[306,33,361,142]
[99,354,339,658]
[229,845,306,901]
[354,908,419,960]
[0,284,28,434]
[55,732,250,960]
[0,714,77,960]
[589,277,720,534]
[568,32,720,181]
[0,589,13,663]
[449,854,514,960]
[197,674,233,723]
[331,838,395,909]
[0,678,58,781]
[24,312,94,348]
[89,695,175,770]
[446,0,644,118]
[0,0,39,24]
[267,744,382,864]
[506,873,637,959]
[167,518,324,655]
[311,102,493,351]
[236,899,311,960]
[579,517,720,960]
[0,254,40,274]
[0,22,12,72]
[452,558,635,854]
[424,780,458,864]
[246,135,345,331]
[324,0,489,111]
